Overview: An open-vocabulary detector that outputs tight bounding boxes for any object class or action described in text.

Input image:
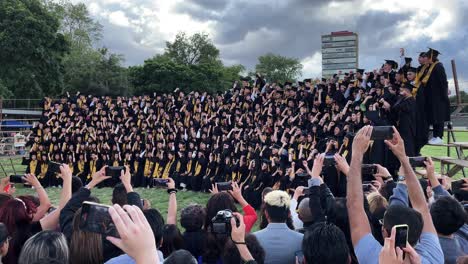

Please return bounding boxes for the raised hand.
[107,205,158,264]
[384,127,406,160]
[352,125,373,156]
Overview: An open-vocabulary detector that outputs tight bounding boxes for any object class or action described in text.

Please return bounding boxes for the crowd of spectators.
[0,48,463,264]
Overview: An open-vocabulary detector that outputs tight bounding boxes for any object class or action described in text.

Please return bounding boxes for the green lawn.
[421,131,468,179]
[1,131,466,226]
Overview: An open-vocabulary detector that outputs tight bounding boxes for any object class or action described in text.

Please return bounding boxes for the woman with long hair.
[0,168,72,264]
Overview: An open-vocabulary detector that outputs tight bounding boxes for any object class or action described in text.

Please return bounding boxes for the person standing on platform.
[421,48,450,145]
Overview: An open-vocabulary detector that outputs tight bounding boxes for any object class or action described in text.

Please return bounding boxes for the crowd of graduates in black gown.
[24,48,450,210]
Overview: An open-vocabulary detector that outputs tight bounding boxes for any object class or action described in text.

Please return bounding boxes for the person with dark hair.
[431,196,468,264]
[160,224,184,258]
[164,249,197,264]
[222,234,265,264]
[253,190,303,264]
[302,222,350,264]
[0,223,10,260]
[180,204,206,258]
[111,183,128,206]
[0,166,72,264]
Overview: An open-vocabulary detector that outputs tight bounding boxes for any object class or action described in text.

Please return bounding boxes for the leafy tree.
[49,0,128,96]
[130,32,244,94]
[0,0,69,98]
[255,53,303,84]
[165,32,220,65]
[0,79,13,99]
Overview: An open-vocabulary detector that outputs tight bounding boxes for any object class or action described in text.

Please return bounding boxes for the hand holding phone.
[371,126,394,140]
[408,157,428,168]
[394,224,409,249]
[217,182,233,191]
[48,161,62,174]
[9,175,25,184]
[106,166,125,178]
[80,202,119,238]
[153,178,169,187]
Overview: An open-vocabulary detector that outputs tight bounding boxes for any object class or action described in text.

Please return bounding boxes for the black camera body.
[211,209,239,235]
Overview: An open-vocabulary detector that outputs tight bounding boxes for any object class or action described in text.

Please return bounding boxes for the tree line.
[0,0,303,99]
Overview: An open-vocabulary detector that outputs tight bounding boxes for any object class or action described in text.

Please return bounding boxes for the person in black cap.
[0,223,9,259]
[391,83,417,156]
[355,69,364,87]
[420,48,450,145]
[383,60,398,84]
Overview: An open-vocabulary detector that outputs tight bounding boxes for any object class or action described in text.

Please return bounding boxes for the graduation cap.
[344,73,350,77]
[397,68,405,74]
[304,78,312,83]
[407,67,417,73]
[404,57,412,64]
[241,77,250,82]
[284,81,293,87]
[385,60,398,70]
[419,52,427,57]
[356,69,365,74]
[298,81,304,86]
[426,48,441,59]
[321,78,327,82]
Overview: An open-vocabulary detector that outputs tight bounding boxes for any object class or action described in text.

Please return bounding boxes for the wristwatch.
[398,175,405,182]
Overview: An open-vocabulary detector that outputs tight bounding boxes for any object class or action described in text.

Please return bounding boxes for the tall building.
[321,31,359,77]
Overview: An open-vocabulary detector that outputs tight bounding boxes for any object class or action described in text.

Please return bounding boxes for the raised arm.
[23,174,52,222]
[166,178,177,225]
[347,125,373,246]
[39,164,73,230]
[385,127,437,235]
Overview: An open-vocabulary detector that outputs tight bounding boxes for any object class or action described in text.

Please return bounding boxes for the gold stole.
[88,160,96,180]
[414,62,439,96]
[68,163,74,174]
[413,64,429,95]
[232,170,240,182]
[194,161,202,176]
[49,144,54,153]
[186,160,193,174]
[153,162,163,178]
[29,160,37,174]
[134,160,139,173]
[144,159,154,177]
[113,160,119,167]
[175,161,181,172]
[77,161,85,175]
[39,163,48,179]
[162,159,175,179]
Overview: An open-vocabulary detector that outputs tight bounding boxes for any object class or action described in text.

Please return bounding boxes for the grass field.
[1,131,466,225]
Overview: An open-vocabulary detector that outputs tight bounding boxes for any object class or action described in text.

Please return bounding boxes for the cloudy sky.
[71,0,468,91]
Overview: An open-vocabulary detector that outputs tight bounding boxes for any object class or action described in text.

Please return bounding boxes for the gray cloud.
[87,0,468,88]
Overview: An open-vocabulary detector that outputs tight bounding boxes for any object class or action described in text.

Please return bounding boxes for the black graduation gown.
[392,96,417,156]
[423,62,450,124]
[414,86,429,155]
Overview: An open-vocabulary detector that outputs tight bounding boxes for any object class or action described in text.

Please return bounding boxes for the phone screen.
[80,202,119,237]
[394,225,408,248]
